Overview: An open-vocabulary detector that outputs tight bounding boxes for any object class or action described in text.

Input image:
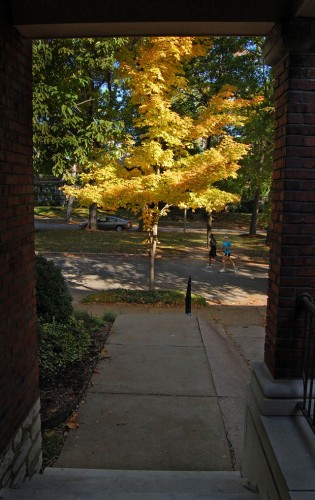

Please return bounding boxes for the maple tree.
[65,37,258,289]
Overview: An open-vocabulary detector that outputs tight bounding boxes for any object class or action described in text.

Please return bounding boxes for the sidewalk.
[0,305,265,499]
[55,304,266,472]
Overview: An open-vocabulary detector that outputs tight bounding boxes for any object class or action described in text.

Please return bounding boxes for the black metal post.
[185,275,192,315]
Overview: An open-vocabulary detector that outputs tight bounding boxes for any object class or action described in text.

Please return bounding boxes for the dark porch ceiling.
[5,0,315,38]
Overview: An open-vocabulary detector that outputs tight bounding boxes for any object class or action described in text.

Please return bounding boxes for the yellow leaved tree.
[65,37,257,289]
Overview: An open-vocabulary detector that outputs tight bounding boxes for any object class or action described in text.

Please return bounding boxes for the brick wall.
[0,24,40,452]
[265,51,315,378]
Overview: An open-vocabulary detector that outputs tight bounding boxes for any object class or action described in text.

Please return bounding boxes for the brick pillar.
[263,19,315,378]
[0,18,42,486]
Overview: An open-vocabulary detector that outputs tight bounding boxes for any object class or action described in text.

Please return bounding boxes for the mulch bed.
[40,364,94,429]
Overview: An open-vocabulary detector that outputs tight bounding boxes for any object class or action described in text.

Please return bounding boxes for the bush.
[73,309,108,331]
[38,318,91,378]
[82,288,207,307]
[35,254,73,322]
[103,311,117,322]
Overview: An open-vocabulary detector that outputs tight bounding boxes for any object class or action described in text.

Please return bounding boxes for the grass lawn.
[35,225,269,261]
[35,228,212,256]
[35,205,269,260]
[35,206,88,220]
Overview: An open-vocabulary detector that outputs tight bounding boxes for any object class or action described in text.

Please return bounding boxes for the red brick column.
[263,20,315,378]
[0,22,40,453]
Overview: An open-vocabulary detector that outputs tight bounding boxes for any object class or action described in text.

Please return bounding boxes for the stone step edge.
[0,470,260,498]
[46,468,241,478]
[42,468,258,494]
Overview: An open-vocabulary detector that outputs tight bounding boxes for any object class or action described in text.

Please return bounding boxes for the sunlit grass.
[34,206,136,222]
[35,206,88,219]
[35,229,146,254]
[35,229,207,255]
[35,226,269,261]
[34,206,269,259]
[35,206,68,218]
[222,233,269,260]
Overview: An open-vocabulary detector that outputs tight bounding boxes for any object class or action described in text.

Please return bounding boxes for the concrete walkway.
[0,306,264,499]
[54,306,265,472]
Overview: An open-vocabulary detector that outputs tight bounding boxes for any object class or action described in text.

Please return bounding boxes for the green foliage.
[73,309,107,331]
[32,38,131,180]
[35,254,73,322]
[181,37,273,228]
[82,288,207,307]
[103,311,117,322]
[39,308,113,382]
[38,318,91,378]
[183,36,269,102]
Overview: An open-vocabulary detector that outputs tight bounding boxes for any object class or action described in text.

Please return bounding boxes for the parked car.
[80,216,132,231]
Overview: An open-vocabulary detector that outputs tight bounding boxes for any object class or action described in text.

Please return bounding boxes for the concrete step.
[0,469,260,499]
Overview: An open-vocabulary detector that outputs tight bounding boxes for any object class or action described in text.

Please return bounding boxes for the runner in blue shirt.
[219,236,236,272]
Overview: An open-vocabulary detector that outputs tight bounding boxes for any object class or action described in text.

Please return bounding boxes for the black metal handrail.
[297,293,315,430]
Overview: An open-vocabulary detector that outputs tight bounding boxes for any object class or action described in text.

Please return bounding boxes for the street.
[44,252,268,306]
[35,219,268,306]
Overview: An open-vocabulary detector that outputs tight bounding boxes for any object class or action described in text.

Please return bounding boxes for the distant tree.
[180,36,273,234]
[32,37,131,224]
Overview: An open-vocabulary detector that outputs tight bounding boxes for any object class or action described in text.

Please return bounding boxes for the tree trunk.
[183,207,187,234]
[66,195,75,222]
[206,211,213,247]
[148,222,158,290]
[249,186,261,235]
[88,203,98,230]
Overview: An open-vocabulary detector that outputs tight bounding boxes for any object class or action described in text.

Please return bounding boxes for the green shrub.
[103,311,117,322]
[82,288,206,307]
[35,254,73,322]
[73,309,106,332]
[38,318,91,378]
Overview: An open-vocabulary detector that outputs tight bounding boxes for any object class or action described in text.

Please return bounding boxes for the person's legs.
[220,255,236,271]
[227,256,236,270]
[209,249,216,266]
[219,255,226,272]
